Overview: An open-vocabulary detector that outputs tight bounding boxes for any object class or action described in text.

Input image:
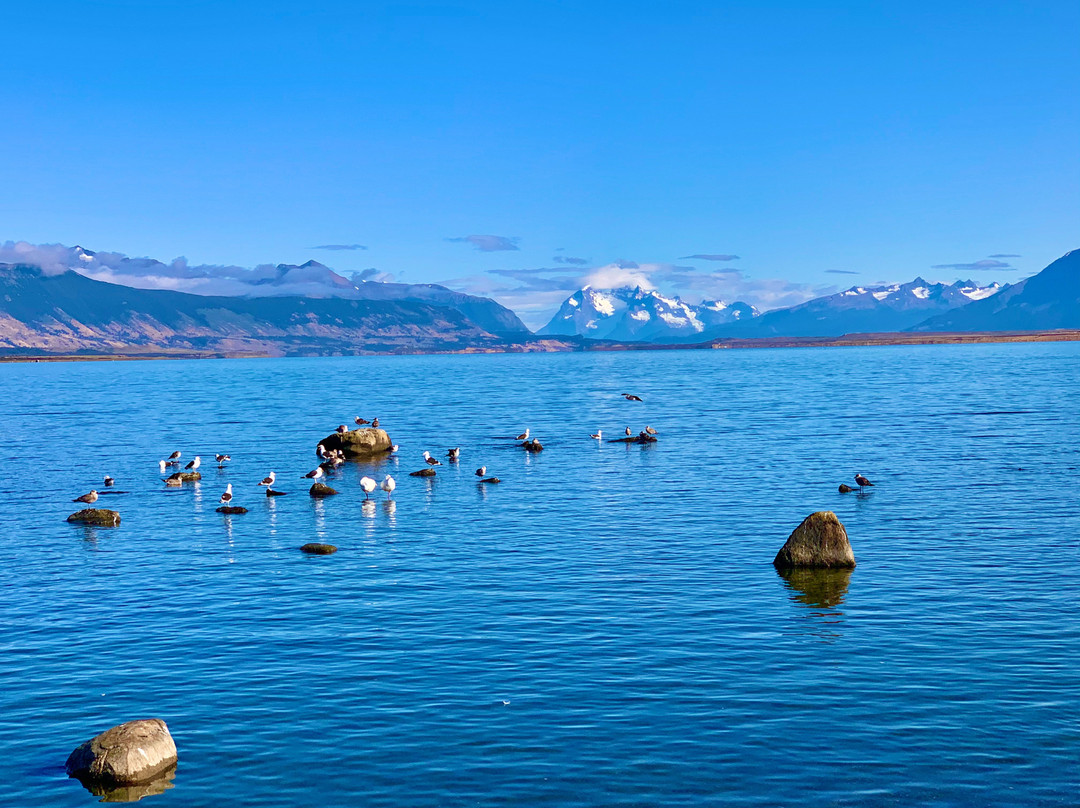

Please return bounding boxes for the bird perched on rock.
[475,465,487,478]
[184,456,201,471]
[590,430,602,440]
[159,460,167,473]
[447,447,461,461]
[360,476,377,499]
[103,475,115,487]
[622,393,643,402]
[73,490,98,504]
[380,475,396,499]
[165,451,181,465]
[644,425,658,435]
[303,466,325,482]
[516,428,530,441]
[624,426,632,436]
[216,454,231,467]
[336,424,348,434]
[854,473,875,490]
[371,417,380,428]
[354,416,370,426]
[316,444,328,459]
[258,471,276,487]
[423,451,442,466]
[219,484,233,505]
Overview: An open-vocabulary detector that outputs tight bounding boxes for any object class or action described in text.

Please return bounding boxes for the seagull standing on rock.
[219,484,233,505]
[185,456,201,471]
[644,425,658,435]
[258,471,276,487]
[624,427,632,436]
[516,428,530,441]
[73,490,98,504]
[303,467,325,482]
[354,416,370,426]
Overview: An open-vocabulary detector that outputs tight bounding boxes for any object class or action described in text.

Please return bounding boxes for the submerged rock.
[301,543,338,555]
[265,489,287,497]
[318,428,393,458]
[773,511,855,569]
[65,718,177,787]
[216,506,248,514]
[522,439,544,452]
[66,509,121,527]
[166,471,201,483]
[838,483,854,493]
[409,468,436,477]
[479,477,501,484]
[309,483,339,497]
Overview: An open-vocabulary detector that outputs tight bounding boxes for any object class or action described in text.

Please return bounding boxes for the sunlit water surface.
[2,343,1078,806]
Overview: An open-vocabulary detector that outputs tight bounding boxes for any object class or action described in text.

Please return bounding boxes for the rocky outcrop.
[166,471,202,483]
[409,468,436,477]
[65,718,177,787]
[609,434,657,444]
[773,511,855,569]
[309,483,338,497]
[318,428,393,457]
[67,509,121,527]
[301,543,338,555]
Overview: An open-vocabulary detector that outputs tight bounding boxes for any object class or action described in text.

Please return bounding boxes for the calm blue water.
[2,344,1079,806]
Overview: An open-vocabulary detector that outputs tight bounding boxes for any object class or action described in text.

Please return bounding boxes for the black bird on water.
[854,473,875,490]
[622,393,643,402]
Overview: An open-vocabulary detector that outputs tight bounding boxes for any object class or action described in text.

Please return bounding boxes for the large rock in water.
[67,509,121,527]
[318,428,392,457]
[773,511,855,569]
[65,718,177,787]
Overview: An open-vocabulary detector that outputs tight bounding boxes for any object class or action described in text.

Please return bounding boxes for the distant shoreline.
[2,329,1079,363]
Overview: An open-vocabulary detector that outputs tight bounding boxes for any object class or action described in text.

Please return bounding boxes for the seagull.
[215,454,231,467]
[219,484,233,505]
[354,416,370,426]
[360,476,377,499]
[184,456,201,471]
[622,393,643,402]
[303,466,325,481]
[423,451,442,466]
[316,444,328,459]
[644,425,657,435]
[336,424,348,434]
[854,473,875,490]
[590,430,602,440]
[165,450,182,464]
[371,417,380,428]
[380,475,396,499]
[103,475,115,487]
[516,428,530,441]
[624,426,632,436]
[447,447,461,461]
[475,465,487,478]
[258,471,276,487]
[387,444,399,454]
[73,490,98,504]
[159,460,167,473]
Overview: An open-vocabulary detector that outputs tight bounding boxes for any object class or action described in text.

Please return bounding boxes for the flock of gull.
[68,391,878,512]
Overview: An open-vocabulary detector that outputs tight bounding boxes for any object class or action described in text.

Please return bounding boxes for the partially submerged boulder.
[166,471,201,483]
[67,509,121,527]
[479,477,501,484]
[522,439,544,452]
[318,428,393,458]
[409,468,436,477]
[773,511,855,569]
[265,489,287,497]
[301,543,338,555]
[309,483,339,497]
[65,718,177,787]
[838,483,854,493]
[216,506,248,514]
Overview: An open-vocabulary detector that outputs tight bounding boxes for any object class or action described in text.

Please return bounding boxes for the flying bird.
[380,475,396,499]
[622,393,643,402]
[423,451,442,466]
[516,428,530,441]
[184,456,201,471]
[219,484,233,505]
[360,476,377,499]
[258,471,276,487]
[73,490,98,504]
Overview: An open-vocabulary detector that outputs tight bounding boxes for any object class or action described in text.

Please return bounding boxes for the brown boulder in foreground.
[65,718,177,787]
[318,428,393,458]
[66,509,121,527]
[309,483,339,497]
[773,511,855,569]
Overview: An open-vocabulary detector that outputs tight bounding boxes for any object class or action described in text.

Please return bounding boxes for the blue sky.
[2,1,1077,327]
